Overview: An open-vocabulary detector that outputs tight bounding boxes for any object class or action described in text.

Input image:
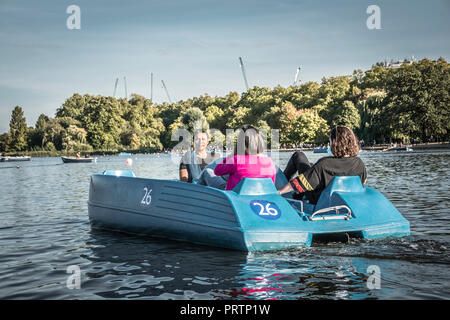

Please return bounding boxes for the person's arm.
[179,156,189,182]
[214,155,235,176]
[362,162,368,186]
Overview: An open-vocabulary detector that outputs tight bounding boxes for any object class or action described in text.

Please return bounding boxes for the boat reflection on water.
[215,250,379,300]
[85,230,382,300]
[85,229,247,299]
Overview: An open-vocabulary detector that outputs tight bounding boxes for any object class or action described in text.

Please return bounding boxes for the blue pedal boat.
[313,147,331,153]
[87,170,410,251]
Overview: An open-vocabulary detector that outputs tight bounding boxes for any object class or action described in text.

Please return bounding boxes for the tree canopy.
[1,57,448,153]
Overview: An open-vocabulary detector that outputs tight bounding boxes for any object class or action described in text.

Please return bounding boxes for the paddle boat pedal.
[88,171,410,251]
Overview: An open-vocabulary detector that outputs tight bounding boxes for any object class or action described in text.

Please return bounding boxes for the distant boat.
[61,156,96,163]
[0,156,31,162]
[313,147,330,154]
[382,145,413,152]
[118,152,132,156]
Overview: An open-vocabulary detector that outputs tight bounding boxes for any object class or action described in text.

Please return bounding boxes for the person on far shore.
[76,152,81,158]
[278,126,367,204]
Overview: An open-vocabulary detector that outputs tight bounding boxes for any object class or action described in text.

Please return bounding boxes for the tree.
[290,110,329,144]
[265,101,301,145]
[181,107,209,134]
[33,114,49,148]
[294,81,321,109]
[0,133,10,152]
[9,106,28,151]
[226,107,251,129]
[330,100,361,129]
[62,124,91,151]
[385,58,450,141]
[56,93,86,120]
[80,95,126,150]
[361,66,389,90]
[356,92,389,142]
[204,105,225,130]
[318,76,352,105]
[41,118,66,150]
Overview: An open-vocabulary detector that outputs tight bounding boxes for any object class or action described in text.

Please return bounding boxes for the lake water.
[0,150,449,300]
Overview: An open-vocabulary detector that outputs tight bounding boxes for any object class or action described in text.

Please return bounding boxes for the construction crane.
[294,67,301,86]
[238,57,249,91]
[123,76,128,99]
[161,80,172,103]
[150,73,154,101]
[113,78,119,97]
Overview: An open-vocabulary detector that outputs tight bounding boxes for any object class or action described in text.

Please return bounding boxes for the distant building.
[374,56,417,69]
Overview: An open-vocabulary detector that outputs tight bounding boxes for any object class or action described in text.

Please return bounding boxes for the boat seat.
[314,176,365,212]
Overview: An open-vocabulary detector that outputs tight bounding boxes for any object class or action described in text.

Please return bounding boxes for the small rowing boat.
[61,156,96,163]
[0,156,31,162]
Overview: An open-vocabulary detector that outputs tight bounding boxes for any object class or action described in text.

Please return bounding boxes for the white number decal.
[266,203,278,216]
[254,202,278,216]
[141,187,152,206]
[254,202,267,215]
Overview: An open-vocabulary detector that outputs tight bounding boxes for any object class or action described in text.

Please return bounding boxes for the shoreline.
[360,142,450,151]
[2,142,449,158]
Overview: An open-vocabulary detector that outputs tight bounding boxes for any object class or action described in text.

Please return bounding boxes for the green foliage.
[0,132,10,152]
[330,100,361,129]
[2,58,449,153]
[318,76,352,105]
[204,105,225,129]
[361,66,389,90]
[384,58,450,141]
[264,101,301,145]
[9,106,28,151]
[181,107,209,134]
[290,110,329,144]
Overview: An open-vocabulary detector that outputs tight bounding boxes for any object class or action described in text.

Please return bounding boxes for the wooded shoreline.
[1,58,448,155]
[2,142,448,158]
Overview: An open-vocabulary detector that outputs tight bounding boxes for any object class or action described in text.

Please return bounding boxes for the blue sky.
[0,0,449,133]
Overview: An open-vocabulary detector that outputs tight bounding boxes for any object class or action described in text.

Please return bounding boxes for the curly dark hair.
[330,126,360,158]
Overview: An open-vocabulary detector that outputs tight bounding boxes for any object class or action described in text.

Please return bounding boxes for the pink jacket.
[214,154,277,191]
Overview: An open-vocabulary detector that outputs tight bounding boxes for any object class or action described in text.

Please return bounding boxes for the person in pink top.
[214,125,277,191]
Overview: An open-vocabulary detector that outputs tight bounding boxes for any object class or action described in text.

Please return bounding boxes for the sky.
[0,0,449,133]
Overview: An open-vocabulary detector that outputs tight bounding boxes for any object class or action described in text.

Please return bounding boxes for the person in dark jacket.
[278,126,367,204]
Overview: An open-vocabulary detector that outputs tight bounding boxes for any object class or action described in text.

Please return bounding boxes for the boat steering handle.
[286,198,304,213]
[310,205,352,221]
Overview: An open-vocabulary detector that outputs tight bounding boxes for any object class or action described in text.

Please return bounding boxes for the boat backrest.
[232,177,278,195]
[198,157,287,190]
[102,170,136,177]
[314,176,364,211]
